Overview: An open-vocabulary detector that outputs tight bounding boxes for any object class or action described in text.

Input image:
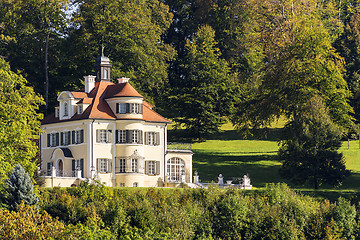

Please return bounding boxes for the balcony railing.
[44,170,80,178]
[167,142,192,151]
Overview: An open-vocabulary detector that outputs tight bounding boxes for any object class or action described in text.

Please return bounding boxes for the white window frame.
[62,131,70,146]
[132,159,138,173]
[132,131,138,144]
[130,103,139,113]
[148,132,155,145]
[64,102,68,116]
[100,159,108,173]
[99,130,107,143]
[119,158,125,173]
[148,161,156,175]
[117,130,126,143]
[78,105,83,114]
[74,130,82,144]
[167,157,185,182]
[50,133,57,147]
[118,103,126,114]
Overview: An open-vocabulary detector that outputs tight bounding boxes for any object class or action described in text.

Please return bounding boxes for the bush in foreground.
[37,183,360,239]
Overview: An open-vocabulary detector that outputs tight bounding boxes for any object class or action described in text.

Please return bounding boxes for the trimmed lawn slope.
[183,123,360,196]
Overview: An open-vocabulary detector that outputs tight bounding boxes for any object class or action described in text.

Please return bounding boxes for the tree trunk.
[44,32,49,110]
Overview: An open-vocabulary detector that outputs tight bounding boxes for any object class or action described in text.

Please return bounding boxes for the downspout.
[113,121,116,186]
[91,119,95,175]
[164,123,167,185]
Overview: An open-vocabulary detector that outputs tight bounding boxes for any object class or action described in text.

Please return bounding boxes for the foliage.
[68,0,175,103]
[36,183,360,239]
[0,0,69,110]
[230,0,353,131]
[0,202,65,240]
[279,96,350,189]
[3,164,39,211]
[170,25,238,138]
[0,59,43,184]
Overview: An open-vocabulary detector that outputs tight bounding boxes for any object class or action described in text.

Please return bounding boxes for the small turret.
[95,48,112,82]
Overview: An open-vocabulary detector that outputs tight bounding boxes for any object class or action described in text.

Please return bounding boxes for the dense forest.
[1,0,359,136]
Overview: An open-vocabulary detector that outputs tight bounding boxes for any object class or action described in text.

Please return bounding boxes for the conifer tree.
[3,164,39,211]
[172,25,238,138]
[279,96,350,189]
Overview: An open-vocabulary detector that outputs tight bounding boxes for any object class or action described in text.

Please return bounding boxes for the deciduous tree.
[231,1,353,131]
[0,59,43,184]
[68,0,175,103]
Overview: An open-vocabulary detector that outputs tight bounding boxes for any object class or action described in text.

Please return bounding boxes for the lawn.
[178,122,360,200]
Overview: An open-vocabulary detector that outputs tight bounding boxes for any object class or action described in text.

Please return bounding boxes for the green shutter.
[156,161,160,175]
[47,134,50,147]
[139,130,143,144]
[72,160,75,171]
[60,132,64,146]
[145,161,149,175]
[116,103,119,113]
[96,158,100,172]
[144,132,148,145]
[72,131,75,144]
[126,103,130,113]
[80,159,84,177]
[108,159,112,173]
[107,130,112,143]
[156,132,160,145]
[67,131,71,145]
[96,130,100,143]
[55,133,59,146]
[126,130,131,143]
[80,130,84,143]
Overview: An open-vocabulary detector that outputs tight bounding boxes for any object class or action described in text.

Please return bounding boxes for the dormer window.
[78,105,83,115]
[64,102,68,116]
[130,103,139,113]
[116,103,143,114]
[117,103,127,114]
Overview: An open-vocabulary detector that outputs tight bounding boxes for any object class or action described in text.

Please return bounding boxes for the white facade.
[40,57,193,188]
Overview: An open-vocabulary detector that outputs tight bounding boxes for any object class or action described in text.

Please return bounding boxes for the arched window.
[104,69,108,79]
[167,157,185,182]
[57,159,64,177]
[64,102,68,116]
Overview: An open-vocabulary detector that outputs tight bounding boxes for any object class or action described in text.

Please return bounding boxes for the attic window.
[78,105,83,115]
[116,103,143,114]
[64,102,68,116]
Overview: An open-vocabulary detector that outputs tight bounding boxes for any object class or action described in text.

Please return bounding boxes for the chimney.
[84,75,96,93]
[118,77,130,84]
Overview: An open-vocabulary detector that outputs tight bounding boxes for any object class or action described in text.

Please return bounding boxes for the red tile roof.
[71,91,88,99]
[77,98,93,104]
[42,81,170,124]
[104,82,143,98]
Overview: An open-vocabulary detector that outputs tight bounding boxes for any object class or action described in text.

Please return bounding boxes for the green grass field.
[170,120,360,200]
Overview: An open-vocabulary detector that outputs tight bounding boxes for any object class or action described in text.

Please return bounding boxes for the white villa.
[40,56,193,187]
